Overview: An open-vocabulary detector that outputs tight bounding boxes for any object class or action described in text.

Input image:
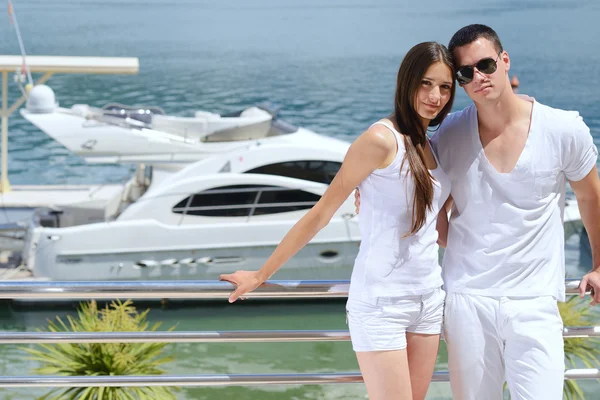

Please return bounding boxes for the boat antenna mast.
[8,0,33,95]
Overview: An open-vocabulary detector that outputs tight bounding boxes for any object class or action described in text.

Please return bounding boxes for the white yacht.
[20,142,360,281]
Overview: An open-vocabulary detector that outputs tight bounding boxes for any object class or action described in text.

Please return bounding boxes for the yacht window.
[253,188,320,215]
[322,161,340,184]
[172,185,259,217]
[245,161,341,184]
[172,185,321,217]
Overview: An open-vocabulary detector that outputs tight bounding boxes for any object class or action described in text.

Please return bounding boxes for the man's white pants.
[444,293,564,400]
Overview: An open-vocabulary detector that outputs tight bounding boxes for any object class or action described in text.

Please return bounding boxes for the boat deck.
[0,184,124,208]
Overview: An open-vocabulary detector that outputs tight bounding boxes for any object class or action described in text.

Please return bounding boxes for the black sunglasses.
[456,52,502,85]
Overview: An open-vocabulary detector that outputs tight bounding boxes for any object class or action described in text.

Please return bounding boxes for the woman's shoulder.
[362,118,402,149]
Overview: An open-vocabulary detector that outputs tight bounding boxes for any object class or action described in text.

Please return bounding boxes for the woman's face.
[414,61,453,123]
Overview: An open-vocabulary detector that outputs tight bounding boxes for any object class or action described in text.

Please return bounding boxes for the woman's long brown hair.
[393,42,455,236]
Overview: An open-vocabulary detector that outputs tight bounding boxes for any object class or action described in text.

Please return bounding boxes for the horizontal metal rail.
[0,373,364,388]
[0,330,349,344]
[1,327,599,344]
[562,326,600,338]
[0,369,597,387]
[0,279,585,300]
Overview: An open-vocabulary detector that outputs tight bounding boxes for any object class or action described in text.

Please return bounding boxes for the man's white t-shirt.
[430,98,598,301]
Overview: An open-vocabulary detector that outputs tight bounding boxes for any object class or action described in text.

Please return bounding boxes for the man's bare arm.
[570,165,600,305]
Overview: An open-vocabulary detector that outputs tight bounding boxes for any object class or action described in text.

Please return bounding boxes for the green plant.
[22,299,177,400]
[559,296,600,400]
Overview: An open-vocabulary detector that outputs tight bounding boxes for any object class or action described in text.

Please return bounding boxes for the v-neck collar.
[474,100,536,177]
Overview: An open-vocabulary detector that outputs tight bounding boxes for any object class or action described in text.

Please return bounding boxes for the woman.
[220,42,455,400]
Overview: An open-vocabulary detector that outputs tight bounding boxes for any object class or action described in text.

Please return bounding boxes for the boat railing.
[79,103,165,132]
[0,278,597,388]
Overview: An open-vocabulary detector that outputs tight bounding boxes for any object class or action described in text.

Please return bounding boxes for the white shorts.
[444,293,564,400]
[346,287,445,352]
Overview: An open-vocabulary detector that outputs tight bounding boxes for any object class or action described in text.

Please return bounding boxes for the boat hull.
[25,219,361,281]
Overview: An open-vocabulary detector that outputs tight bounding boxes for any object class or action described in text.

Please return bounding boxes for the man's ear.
[502,51,510,72]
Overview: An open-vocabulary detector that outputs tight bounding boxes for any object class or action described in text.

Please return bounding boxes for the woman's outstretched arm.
[220,126,395,302]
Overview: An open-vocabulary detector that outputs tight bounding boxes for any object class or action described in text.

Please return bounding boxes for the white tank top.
[349,120,451,300]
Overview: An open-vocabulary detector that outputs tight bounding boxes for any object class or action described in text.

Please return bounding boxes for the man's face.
[453,38,509,103]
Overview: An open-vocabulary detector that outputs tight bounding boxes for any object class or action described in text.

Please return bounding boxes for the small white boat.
[20,85,340,169]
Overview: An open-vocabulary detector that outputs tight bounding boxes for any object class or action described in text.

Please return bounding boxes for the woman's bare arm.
[220,126,397,302]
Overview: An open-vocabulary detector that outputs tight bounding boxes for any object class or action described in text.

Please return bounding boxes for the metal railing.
[0,326,598,344]
[0,278,597,388]
[0,370,598,388]
[0,278,584,300]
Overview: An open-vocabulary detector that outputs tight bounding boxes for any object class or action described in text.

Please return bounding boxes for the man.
[356,24,600,399]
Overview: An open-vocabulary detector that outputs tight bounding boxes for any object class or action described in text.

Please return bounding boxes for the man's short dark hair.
[448,24,504,55]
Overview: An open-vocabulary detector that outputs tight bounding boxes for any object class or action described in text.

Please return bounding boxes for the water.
[0,0,599,398]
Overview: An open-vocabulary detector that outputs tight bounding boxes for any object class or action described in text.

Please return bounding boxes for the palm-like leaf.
[20,300,178,400]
